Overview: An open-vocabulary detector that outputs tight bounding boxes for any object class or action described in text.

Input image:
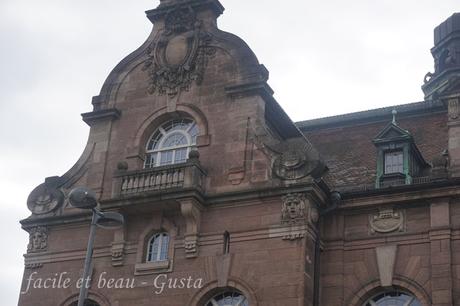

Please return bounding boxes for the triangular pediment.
[373,123,412,143]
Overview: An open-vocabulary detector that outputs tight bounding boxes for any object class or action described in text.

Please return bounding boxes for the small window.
[364,290,421,306]
[205,291,249,306]
[384,151,404,174]
[145,119,198,168]
[147,233,170,262]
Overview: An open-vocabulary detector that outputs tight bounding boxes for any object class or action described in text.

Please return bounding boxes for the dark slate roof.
[297,100,448,189]
[295,100,446,131]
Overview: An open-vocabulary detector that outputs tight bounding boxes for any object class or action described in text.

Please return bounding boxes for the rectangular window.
[384,151,404,174]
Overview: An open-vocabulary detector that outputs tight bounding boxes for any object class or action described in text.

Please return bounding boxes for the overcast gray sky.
[1,0,459,304]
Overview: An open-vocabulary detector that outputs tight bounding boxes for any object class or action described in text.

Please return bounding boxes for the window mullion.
[157,235,163,261]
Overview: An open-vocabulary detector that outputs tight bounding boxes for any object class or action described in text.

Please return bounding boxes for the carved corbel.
[180,199,202,258]
[111,221,126,267]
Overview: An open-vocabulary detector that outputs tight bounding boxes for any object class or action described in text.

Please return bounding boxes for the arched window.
[364,290,421,306]
[205,290,249,306]
[146,232,169,262]
[145,119,198,168]
[70,300,100,306]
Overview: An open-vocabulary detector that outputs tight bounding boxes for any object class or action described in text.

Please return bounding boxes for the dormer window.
[144,119,198,168]
[384,150,404,174]
[373,112,429,188]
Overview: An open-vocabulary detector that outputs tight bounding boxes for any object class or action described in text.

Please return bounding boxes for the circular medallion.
[27,183,64,215]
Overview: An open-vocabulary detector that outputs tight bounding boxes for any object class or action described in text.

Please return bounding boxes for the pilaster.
[429,198,453,306]
[447,95,460,177]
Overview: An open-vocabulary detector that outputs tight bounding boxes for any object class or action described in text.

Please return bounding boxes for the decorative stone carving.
[111,242,125,267]
[448,98,460,120]
[266,138,326,181]
[282,231,306,241]
[143,6,216,97]
[27,227,48,253]
[184,239,198,256]
[431,153,449,180]
[281,193,307,224]
[281,193,318,226]
[180,199,202,258]
[27,177,64,215]
[369,208,404,234]
[165,6,196,35]
[25,263,43,269]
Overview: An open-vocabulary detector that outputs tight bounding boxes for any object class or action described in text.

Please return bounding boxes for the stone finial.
[431,152,449,180]
[392,109,398,125]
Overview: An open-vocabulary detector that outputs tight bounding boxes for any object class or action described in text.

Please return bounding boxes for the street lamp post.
[68,187,124,306]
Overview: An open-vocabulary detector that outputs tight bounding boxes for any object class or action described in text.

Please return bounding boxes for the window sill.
[134,260,172,276]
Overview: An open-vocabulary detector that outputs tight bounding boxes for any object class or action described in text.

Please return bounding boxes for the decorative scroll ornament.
[369,208,404,234]
[27,179,64,215]
[143,6,216,97]
[27,227,48,253]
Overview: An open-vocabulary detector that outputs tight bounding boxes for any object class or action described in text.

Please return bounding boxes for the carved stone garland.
[143,6,216,97]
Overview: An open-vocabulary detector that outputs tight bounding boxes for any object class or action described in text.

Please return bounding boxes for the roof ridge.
[295,100,445,130]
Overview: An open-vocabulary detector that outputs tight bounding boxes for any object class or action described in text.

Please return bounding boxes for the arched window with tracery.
[144,119,198,168]
[364,290,421,306]
[205,290,249,306]
[146,232,170,262]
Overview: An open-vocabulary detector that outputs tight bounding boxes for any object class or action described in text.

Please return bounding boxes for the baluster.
[121,177,128,193]
[138,175,145,192]
[144,173,150,190]
[171,169,179,186]
[126,176,133,193]
[133,176,139,192]
[179,169,184,185]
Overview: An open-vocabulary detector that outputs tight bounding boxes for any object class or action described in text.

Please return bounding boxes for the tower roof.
[434,12,460,46]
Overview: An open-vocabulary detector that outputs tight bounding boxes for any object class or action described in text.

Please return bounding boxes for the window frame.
[144,119,198,169]
[205,290,249,306]
[363,290,421,306]
[134,226,176,276]
[146,232,170,263]
[384,150,404,175]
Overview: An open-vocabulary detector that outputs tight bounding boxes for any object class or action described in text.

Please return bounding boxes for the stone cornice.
[146,0,225,23]
[339,179,460,210]
[81,108,121,126]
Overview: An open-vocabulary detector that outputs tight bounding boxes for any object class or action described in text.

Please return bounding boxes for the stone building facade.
[18,1,460,305]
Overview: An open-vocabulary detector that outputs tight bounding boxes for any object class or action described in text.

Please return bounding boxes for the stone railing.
[112,161,206,197]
